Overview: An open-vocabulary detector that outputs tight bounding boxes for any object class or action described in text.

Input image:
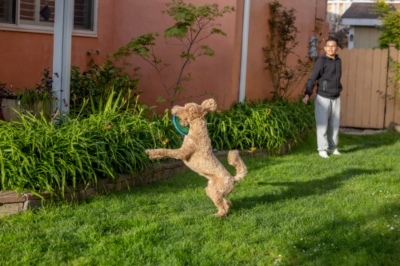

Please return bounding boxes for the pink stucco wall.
[244,0,329,100]
[0,1,117,91]
[110,0,242,111]
[0,0,328,115]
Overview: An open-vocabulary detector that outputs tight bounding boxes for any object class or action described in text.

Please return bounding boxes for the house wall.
[0,0,328,115]
[110,0,243,111]
[0,1,117,91]
[244,0,329,101]
[354,26,380,49]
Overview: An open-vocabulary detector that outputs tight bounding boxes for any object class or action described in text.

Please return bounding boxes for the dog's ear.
[171,105,183,116]
[201,98,217,113]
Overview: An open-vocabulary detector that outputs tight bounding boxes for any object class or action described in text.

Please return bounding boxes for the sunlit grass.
[1,131,399,265]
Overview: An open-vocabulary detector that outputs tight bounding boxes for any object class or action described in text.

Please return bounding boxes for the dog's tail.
[228,150,247,182]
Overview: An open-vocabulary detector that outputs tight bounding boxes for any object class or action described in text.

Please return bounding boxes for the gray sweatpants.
[314,94,341,152]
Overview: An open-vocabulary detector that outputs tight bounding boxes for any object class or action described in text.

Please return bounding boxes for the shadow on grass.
[288,202,400,265]
[292,131,400,156]
[234,168,384,210]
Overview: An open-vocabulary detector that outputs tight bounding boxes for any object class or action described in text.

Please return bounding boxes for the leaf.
[164,22,189,38]
[201,45,215,56]
[130,79,140,88]
[211,28,227,36]
[180,52,196,61]
[156,97,166,103]
[175,86,186,93]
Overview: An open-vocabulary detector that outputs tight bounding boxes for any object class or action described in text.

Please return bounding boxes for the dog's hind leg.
[223,199,232,209]
[223,199,232,213]
[206,185,228,217]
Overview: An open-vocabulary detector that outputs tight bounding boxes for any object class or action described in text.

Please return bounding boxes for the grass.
[1,131,400,265]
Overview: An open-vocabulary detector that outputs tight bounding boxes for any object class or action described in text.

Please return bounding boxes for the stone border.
[0,138,298,217]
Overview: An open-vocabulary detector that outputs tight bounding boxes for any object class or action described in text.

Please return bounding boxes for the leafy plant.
[0,83,16,99]
[0,92,181,196]
[374,1,400,99]
[375,0,400,49]
[69,56,141,116]
[0,68,55,119]
[0,94,314,195]
[207,97,315,153]
[263,1,312,101]
[111,0,234,107]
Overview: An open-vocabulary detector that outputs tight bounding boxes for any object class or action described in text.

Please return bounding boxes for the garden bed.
[0,159,188,217]
[0,145,291,218]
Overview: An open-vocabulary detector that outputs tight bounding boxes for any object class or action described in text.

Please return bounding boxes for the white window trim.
[0,0,98,37]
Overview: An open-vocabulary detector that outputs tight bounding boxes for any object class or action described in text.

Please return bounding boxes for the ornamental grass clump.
[0,92,181,196]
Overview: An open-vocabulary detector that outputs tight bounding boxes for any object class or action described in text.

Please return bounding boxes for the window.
[0,0,97,36]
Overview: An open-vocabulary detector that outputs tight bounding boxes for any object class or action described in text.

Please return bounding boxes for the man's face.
[324,40,338,58]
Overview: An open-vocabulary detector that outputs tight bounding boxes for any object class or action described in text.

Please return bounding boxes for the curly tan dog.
[145,98,247,217]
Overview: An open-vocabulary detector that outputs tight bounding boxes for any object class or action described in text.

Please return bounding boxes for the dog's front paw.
[145,149,163,160]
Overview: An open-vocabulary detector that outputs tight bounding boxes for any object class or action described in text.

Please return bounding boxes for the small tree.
[262,1,311,101]
[375,0,400,49]
[374,0,400,96]
[112,0,234,107]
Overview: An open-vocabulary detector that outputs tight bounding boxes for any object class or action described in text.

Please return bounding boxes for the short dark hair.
[325,36,338,45]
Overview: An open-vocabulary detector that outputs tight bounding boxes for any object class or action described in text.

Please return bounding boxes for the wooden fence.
[338,44,400,129]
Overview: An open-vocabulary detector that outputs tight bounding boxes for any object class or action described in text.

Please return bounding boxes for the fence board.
[354,49,366,128]
[378,49,388,128]
[362,49,373,128]
[339,49,350,126]
[344,49,359,126]
[370,49,385,128]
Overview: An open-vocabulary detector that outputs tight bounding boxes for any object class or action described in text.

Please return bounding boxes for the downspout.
[239,0,251,103]
[53,0,74,117]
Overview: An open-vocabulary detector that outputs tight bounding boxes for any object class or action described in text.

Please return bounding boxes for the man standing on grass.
[303,36,343,159]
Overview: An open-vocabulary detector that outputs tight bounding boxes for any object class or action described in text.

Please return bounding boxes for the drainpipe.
[53,0,74,117]
[239,0,251,103]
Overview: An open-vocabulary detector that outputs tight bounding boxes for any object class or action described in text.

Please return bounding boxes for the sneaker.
[328,149,341,155]
[318,151,329,158]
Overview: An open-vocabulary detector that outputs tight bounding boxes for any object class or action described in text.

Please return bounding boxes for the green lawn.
[1,131,400,265]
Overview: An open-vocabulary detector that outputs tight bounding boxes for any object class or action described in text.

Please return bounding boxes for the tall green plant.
[0,68,56,120]
[207,98,315,153]
[69,56,141,116]
[375,0,400,49]
[0,93,180,196]
[263,1,311,101]
[111,0,234,107]
[374,0,400,98]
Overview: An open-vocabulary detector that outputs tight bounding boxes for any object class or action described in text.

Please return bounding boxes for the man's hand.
[302,95,309,104]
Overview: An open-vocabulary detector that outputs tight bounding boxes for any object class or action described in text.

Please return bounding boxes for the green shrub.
[0,68,56,119]
[69,59,140,117]
[207,98,315,152]
[0,96,314,195]
[0,93,181,196]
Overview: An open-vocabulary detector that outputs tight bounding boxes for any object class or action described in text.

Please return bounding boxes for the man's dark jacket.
[305,54,342,99]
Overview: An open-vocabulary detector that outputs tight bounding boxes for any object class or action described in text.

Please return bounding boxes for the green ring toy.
[173,115,189,135]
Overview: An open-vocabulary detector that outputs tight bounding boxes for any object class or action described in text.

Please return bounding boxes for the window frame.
[0,0,98,37]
